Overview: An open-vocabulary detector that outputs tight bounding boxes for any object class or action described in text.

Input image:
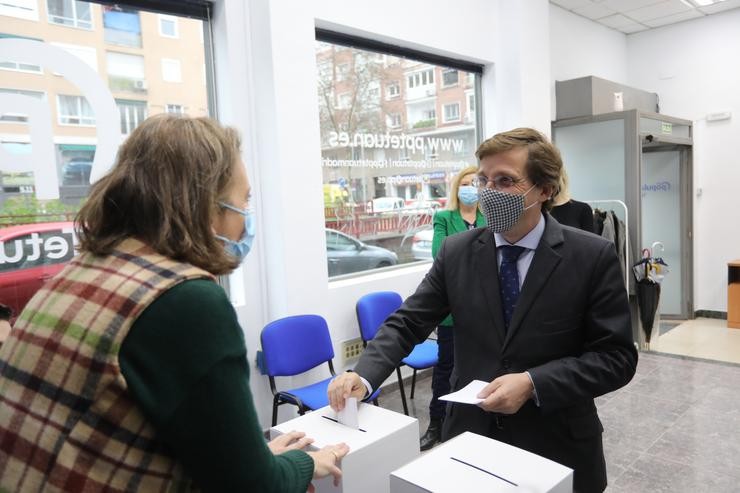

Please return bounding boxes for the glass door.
[640,144,692,319]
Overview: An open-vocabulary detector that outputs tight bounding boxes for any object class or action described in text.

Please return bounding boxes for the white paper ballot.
[337,397,359,429]
[438,380,489,405]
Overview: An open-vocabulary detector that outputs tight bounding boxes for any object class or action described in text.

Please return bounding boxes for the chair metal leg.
[410,369,418,399]
[396,367,409,415]
[272,395,280,426]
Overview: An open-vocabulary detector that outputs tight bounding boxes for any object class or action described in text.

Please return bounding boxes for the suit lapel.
[503,215,564,349]
[473,231,506,345]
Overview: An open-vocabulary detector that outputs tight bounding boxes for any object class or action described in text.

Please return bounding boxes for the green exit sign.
[661,122,672,134]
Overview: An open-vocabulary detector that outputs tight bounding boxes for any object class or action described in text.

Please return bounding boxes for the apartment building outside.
[0,0,208,212]
[316,41,479,209]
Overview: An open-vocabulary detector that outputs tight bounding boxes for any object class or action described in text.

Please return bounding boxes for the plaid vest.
[0,238,214,492]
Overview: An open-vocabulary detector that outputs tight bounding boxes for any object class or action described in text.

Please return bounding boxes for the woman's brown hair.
[76,114,241,275]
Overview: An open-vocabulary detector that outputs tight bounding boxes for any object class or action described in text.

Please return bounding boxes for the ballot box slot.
[321,415,367,432]
[449,456,518,487]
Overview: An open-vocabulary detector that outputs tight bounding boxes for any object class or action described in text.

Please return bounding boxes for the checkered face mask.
[479,185,537,233]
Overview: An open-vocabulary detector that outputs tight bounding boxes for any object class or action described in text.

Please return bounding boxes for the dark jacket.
[354,213,637,492]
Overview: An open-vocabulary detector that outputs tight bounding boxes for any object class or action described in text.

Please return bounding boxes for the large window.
[158,14,178,38]
[0,1,214,316]
[316,32,482,278]
[47,0,93,30]
[0,0,38,21]
[442,68,459,87]
[107,51,145,92]
[116,99,147,134]
[57,95,95,126]
[0,90,45,123]
[103,5,141,47]
[443,102,460,123]
[0,34,43,73]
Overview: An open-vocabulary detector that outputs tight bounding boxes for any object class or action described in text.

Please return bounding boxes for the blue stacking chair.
[356,291,438,415]
[261,314,338,426]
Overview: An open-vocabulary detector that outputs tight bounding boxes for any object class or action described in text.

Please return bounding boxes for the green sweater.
[119,280,314,493]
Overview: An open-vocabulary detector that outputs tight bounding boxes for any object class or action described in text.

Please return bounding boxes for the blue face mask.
[215,202,256,262]
[457,185,479,206]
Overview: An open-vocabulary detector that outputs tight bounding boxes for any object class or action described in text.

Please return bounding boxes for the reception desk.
[729,260,740,329]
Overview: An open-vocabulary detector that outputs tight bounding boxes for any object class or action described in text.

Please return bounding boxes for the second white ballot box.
[270,403,419,493]
[390,431,573,493]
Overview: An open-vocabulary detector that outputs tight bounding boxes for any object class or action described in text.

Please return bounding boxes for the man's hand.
[327,372,366,412]
[476,373,534,414]
[267,430,314,454]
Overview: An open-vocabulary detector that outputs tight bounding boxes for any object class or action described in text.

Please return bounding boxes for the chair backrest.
[356,291,403,342]
[261,314,335,377]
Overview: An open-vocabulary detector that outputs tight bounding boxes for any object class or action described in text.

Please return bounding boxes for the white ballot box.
[390,431,573,493]
[270,403,419,493]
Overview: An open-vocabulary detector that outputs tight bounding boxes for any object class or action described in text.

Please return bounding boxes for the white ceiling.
[551,0,740,34]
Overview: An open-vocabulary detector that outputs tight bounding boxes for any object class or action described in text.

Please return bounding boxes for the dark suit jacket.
[354,214,637,492]
[431,208,486,327]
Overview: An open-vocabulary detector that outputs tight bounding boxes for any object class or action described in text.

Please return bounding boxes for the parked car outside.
[326,228,398,276]
[0,221,76,319]
[411,226,434,261]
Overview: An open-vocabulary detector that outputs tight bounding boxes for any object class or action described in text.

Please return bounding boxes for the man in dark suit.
[328,127,637,492]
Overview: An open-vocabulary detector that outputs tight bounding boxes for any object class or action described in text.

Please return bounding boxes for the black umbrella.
[636,278,661,344]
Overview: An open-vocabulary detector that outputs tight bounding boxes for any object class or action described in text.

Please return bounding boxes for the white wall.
[626,9,740,312]
[549,5,627,122]
[211,0,553,428]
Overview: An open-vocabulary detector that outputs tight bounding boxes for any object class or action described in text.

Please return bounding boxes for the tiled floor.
[651,317,740,364]
[379,351,740,493]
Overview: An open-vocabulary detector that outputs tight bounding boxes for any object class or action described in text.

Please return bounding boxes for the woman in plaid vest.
[0,114,347,492]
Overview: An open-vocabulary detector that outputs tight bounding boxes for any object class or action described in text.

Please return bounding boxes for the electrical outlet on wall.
[341,337,364,364]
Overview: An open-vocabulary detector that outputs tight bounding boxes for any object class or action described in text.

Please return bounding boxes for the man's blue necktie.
[499,245,526,330]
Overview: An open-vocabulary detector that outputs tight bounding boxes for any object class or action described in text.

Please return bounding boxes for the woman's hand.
[267,430,314,454]
[307,443,350,488]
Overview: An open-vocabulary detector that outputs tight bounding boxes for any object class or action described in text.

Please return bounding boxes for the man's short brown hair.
[475,127,562,211]
[76,114,242,275]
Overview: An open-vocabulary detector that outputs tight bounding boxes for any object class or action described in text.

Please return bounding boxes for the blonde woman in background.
[419,165,487,451]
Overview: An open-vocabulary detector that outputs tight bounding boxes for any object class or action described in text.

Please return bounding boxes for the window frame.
[442,68,459,88]
[46,0,94,30]
[165,103,183,114]
[315,29,484,280]
[0,0,39,21]
[115,98,147,135]
[443,102,461,123]
[386,112,401,129]
[386,81,400,99]
[158,13,179,38]
[0,89,46,123]
[56,94,95,127]
[0,34,44,74]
